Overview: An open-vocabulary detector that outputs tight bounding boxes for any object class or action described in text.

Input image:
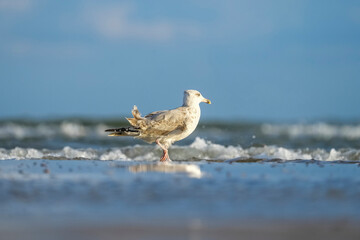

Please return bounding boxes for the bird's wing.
[125,106,189,142]
[142,107,188,135]
[144,110,168,119]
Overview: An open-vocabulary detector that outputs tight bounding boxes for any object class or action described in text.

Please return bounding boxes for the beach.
[1,119,360,239]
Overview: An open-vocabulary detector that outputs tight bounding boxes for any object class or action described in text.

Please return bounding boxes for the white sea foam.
[188,137,246,159]
[0,123,54,139]
[0,121,111,139]
[249,146,313,160]
[186,137,342,161]
[62,146,98,159]
[100,149,128,161]
[2,121,360,142]
[0,137,359,162]
[262,122,360,140]
[60,122,87,138]
[0,147,44,160]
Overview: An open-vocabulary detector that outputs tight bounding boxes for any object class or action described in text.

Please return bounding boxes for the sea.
[1,118,360,161]
[1,118,360,239]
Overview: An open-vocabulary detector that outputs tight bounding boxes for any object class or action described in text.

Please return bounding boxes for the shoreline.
[1,159,359,239]
[1,219,359,240]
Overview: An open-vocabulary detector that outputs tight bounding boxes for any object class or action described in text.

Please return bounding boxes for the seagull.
[105,90,211,161]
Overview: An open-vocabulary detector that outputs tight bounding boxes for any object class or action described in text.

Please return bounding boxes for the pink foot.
[156,140,170,162]
[160,149,169,162]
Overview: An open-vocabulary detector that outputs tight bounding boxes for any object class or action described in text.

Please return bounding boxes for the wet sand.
[0,159,360,239]
[1,220,360,240]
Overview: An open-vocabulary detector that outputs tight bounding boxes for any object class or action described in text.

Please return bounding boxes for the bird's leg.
[156,140,170,162]
[160,149,169,162]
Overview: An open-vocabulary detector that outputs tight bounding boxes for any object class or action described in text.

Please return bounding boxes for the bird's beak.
[202,98,211,104]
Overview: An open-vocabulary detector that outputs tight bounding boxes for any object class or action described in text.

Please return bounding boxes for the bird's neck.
[182,97,199,107]
[182,102,199,108]
[182,102,201,116]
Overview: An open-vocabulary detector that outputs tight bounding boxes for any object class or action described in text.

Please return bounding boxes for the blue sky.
[1,0,359,121]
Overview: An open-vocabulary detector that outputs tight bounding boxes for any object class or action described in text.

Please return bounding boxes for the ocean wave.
[261,122,360,140]
[1,137,359,162]
[0,121,111,140]
[2,120,360,155]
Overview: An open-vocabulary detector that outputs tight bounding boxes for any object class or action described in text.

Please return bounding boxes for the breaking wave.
[261,122,360,140]
[2,121,360,141]
[1,137,359,162]
[0,121,110,140]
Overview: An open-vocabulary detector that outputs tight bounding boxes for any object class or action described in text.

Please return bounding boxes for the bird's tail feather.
[126,105,145,127]
[105,127,140,136]
[132,105,144,120]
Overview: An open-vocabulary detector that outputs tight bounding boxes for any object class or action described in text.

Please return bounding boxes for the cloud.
[206,0,305,40]
[0,0,32,12]
[82,3,200,42]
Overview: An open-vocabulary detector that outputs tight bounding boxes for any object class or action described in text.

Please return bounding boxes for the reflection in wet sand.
[128,163,202,178]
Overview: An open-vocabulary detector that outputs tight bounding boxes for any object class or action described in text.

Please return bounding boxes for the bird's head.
[183,90,211,107]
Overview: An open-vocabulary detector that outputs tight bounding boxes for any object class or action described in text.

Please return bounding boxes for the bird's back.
[126,105,200,144]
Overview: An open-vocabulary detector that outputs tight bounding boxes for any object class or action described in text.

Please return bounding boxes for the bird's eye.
[196,93,200,97]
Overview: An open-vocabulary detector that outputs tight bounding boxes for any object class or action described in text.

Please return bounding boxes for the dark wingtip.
[105,128,127,132]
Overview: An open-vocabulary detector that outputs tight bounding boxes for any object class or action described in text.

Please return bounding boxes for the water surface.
[1,119,360,239]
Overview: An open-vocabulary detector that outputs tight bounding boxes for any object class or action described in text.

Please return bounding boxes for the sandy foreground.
[0,159,359,240]
[1,220,360,240]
